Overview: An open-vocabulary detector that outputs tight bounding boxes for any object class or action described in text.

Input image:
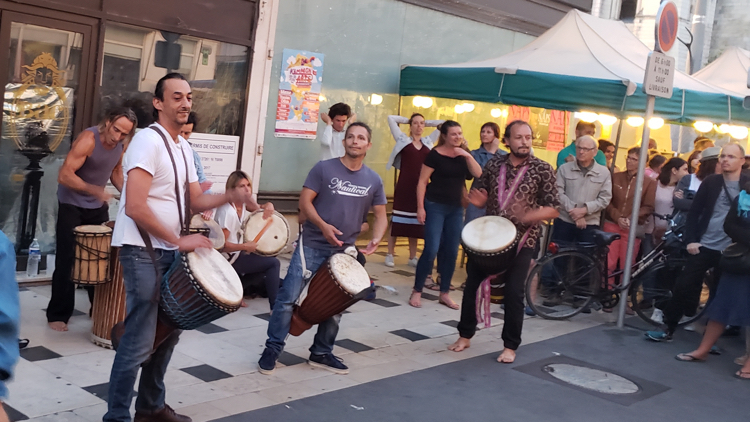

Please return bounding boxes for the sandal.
[734,370,750,380]
[19,339,29,349]
[675,353,706,362]
[425,275,441,291]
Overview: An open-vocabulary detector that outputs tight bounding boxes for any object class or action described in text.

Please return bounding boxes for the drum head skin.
[329,253,371,295]
[243,211,290,255]
[190,215,226,250]
[74,225,112,234]
[462,216,517,253]
[187,248,243,306]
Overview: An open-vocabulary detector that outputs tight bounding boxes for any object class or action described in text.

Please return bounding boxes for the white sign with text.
[643,51,675,98]
[188,133,240,193]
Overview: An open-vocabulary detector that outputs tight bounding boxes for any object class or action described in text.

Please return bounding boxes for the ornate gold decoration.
[7,52,69,152]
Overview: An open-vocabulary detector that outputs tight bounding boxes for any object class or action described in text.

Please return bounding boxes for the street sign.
[655,1,679,53]
[643,51,675,98]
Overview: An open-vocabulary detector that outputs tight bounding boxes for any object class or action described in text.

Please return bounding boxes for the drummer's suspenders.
[134,126,191,299]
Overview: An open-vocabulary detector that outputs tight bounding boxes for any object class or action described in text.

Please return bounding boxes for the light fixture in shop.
[370,94,383,105]
[626,116,644,127]
[454,103,475,114]
[693,120,713,133]
[412,96,433,108]
[490,108,507,118]
[574,111,598,123]
[597,114,617,126]
[648,118,664,129]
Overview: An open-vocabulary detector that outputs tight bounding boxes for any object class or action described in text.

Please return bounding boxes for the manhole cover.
[543,364,640,395]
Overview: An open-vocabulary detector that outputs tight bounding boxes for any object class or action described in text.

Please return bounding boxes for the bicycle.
[525,214,713,326]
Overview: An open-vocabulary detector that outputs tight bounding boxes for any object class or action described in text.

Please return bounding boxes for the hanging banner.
[274,49,325,139]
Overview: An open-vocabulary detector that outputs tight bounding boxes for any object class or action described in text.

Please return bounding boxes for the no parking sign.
[655,1,678,53]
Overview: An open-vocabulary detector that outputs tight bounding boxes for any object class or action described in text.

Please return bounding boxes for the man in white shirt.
[318,102,354,161]
[104,73,255,422]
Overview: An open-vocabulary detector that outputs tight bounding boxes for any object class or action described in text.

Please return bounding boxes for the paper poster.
[274,49,324,139]
[188,133,240,193]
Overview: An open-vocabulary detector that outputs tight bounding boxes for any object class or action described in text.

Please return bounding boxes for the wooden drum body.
[242,210,290,256]
[160,248,243,330]
[72,225,113,285]
[462,216,519,276]
[91,246,127,348]
[290,253,373,336]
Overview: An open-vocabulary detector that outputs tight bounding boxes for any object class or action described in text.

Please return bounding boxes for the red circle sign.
[656,1,679,53]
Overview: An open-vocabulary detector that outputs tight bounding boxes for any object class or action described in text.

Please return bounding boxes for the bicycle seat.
[592,230,621,247]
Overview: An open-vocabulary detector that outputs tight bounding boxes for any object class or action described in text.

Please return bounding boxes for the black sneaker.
[258,347,279,375]
[308,353,349,374]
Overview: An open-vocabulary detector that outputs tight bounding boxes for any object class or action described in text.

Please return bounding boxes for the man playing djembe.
[258,122,388,375]
[448,120,559,364]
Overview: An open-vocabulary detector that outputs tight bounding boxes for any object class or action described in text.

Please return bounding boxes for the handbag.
[719,242,750,275]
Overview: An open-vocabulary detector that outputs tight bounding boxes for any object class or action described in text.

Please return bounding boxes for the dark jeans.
[414,200,463,293]
[47,202,108,323]
[265,244,340,356]
[104,246,181,422]
[551,218,598,245]
[232,253,281,309]
[458,247,534,350]
[663,246,721,332]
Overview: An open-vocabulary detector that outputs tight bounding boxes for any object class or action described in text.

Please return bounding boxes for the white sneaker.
[384,254,395,267]
[408,258,418,267]
[651,308,664,325]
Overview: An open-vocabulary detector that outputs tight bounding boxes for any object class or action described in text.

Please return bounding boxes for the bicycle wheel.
[629,263,713,327]
[526,251,599,320]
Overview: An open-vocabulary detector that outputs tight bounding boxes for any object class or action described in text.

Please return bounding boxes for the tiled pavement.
[8,246,611,421]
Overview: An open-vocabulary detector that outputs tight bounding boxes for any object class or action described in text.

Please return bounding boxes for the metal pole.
[610,118,624,172]
[616,95,655,328]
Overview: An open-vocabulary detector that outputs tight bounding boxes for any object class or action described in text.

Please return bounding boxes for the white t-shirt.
[319,124,345,161]
[214,202,249,264]
[112,124,198,250]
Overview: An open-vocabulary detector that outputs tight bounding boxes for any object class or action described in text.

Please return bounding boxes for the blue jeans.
[265,244,340,356]
[551,218,599,246]
[104,246,181,422]
[414,200,463,293]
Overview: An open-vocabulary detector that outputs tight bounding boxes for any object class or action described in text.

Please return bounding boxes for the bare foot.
[438,293,459,310]
[48,321,68,332]
[497,348,516,363]
[240,299,248,308]
[409,291,422,308]
[448,337,471,352]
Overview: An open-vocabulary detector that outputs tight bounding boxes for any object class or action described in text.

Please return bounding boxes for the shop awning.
[693,47,750,97]
[399,9,750,124]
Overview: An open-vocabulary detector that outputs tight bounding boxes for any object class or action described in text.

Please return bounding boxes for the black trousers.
[458,247,534,350]
[47,202,109,323]
[663,246,721,332]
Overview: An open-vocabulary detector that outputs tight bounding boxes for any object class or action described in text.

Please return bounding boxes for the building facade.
[0,0,269,261]
[257,0,591,209]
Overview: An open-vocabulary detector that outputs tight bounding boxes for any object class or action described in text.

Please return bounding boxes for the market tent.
[400,9,750,124]
[693,47,750,97]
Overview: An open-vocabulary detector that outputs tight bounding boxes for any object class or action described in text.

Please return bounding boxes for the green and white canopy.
[400,10,750,124]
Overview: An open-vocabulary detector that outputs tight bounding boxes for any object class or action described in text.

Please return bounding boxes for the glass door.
[0,11,93,257]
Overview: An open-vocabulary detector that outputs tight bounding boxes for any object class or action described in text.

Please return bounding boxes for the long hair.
[408,113,425,138]
[98,107,138,146]
[695,158,718,181]
[225,170,252,193]
[436,120,468,151]
[658,157,687,186]
[687,149,701,173]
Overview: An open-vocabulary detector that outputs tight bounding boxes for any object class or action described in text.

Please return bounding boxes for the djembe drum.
[72,225,112,285]
[90,222,125,348]
[242,210,290,256]
[462,216,519,304]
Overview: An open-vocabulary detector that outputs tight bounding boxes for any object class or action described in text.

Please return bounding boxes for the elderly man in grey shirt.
[553,135,612,245]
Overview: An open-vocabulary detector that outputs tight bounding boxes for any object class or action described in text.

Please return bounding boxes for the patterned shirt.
[477,154,559,249]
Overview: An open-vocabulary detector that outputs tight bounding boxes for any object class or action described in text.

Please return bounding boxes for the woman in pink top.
[653,158,688,242]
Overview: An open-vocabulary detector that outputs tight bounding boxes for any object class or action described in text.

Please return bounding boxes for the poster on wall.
[274,49,325,139]
[508,105,568,153]
[188,133,240,193]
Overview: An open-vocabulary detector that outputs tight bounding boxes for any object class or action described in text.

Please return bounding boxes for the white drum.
[461,216,519,274]
[190,214,225,250]
[242,210,290,256]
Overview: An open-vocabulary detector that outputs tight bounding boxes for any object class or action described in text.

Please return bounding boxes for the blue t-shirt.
[302,159,387,251]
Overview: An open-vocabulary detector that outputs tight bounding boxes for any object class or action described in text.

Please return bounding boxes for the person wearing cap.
[673,146,721,215]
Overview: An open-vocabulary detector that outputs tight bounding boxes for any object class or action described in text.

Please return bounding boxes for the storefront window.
[1,22,82,253]
[99,23,249,136]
